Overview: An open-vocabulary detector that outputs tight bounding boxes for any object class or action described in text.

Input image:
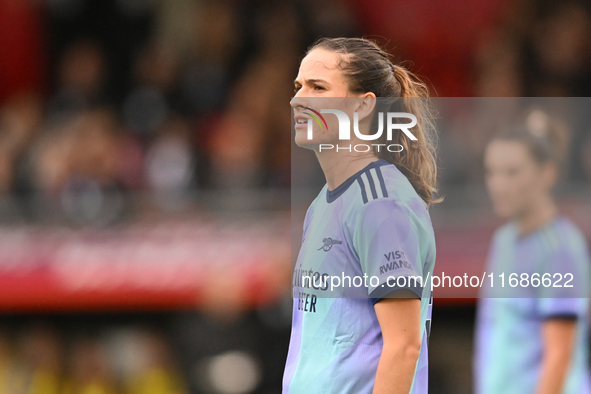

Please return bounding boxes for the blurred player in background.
[284,37,439,394]
[475,110,591,394]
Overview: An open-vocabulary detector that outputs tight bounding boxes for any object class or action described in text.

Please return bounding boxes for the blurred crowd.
[1,0,352,223]
[0,323,186,394]
[451,0,591,189]
[0,306,293,394]
[0,0,591,225]
[474,1,591,97]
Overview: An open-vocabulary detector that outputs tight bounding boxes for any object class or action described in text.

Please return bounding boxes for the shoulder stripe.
[370,168,384,198]
[361,172,378,200]
[359,167,390,204]
[375,166,389,198]
[357,177,369,203]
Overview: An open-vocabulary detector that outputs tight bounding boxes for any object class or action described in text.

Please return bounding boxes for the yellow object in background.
[125,367,185,394]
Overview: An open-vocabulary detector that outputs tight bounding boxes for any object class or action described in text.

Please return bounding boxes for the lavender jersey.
[283,159,436,394]
[475,217,591,394]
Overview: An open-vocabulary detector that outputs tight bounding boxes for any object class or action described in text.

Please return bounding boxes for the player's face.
[484,140,551,219]
[290,48,359,150]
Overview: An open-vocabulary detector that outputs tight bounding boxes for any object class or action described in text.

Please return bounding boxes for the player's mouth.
[294,115,310,129]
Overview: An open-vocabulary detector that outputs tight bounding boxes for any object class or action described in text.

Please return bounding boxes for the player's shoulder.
[553,215,586,240]
[544,215,589,253]
[310,183,328,207]
[345,160,430,223]
[493,221,516,240]
[304,183,328,221]
[496,216,588,254]
[342,159,423,206]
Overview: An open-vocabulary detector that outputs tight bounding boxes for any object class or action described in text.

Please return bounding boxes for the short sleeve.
[353,198,427,304]
[536,237,591,319]
[537,298,589,320]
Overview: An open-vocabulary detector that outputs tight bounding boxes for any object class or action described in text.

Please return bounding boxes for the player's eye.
[314,85,325,91]
[294,85,301,94]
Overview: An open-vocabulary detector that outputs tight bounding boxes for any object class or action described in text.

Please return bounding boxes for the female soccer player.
[283,37,439,394]
[475,110,591,394]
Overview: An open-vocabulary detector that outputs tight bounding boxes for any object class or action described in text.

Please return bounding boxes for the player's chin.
[294,134,319,150]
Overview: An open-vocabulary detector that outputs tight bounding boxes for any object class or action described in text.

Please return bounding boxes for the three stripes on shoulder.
[357,167,388,204]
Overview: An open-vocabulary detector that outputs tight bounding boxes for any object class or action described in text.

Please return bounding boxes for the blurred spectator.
[12,323,64,394]
[122,330,186,394]
[23,108,126,224]
[528,2,591,96]
[179,0,238,116]
[145,117,196,210]
[0,94,43,195]
[123,41,180,135]
[63,337,118,394]
[0,328,17,394]
[47,40,108,123]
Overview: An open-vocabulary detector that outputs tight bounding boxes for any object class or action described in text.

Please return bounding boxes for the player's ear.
[356,93,376,123]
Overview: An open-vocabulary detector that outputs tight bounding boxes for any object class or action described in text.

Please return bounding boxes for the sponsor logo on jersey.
[379,250,412,273]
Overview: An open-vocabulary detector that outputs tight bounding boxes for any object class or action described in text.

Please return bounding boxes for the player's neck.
[315,151,380,191]
[515,195,557,238]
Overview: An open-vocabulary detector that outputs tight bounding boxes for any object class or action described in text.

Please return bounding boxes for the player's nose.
[290,94,310,110]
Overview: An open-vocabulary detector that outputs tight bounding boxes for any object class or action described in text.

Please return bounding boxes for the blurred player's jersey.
[475,217,591,394]
[282,159,436,394]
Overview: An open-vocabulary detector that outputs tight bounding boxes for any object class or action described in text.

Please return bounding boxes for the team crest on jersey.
[317,237,342,252]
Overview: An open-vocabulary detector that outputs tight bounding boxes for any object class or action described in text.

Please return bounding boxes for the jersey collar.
[326,158,390,203]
